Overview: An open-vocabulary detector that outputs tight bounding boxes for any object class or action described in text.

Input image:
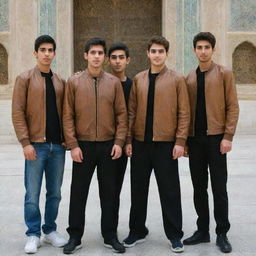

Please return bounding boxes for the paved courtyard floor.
[0,135,255,256]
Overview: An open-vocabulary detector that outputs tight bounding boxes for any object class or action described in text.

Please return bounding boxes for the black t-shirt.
[195,67,208,135]
[144,72,159,142]
[121,77,132,108]
[41,71,61,144]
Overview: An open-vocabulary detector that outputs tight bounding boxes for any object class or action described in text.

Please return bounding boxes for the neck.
[112,71,126,82]
[37,63,50,73]
[199,60,212,72]
[150,64,165,74]
[88,65,102,77]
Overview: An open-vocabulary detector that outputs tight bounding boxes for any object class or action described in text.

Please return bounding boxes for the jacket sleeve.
[12,75,30,147]
[114,80,128,147]
[62,79,79,149]
[126,79,137,144]
[175,76,190,147]
[223,70,239,141]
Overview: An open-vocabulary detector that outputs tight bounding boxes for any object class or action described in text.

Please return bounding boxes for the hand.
[71,147,83,162]
[220,139,232,154]
[172,145,184,159]
[111,144,122,159]
[125,144,132,157]
[184,145,189,157]
[23,145,37,160]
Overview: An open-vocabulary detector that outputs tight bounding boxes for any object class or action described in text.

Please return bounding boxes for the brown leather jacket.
[63,69,127,149]
[186,62,239,141]
[127,66,190,147]
[12,66,65,147]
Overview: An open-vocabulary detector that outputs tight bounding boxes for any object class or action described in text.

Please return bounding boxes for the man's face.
[84,45,105,68]
[109,50,130,73]
[34,43,55,66]
[147,43,168,67]
[194,40,215,63]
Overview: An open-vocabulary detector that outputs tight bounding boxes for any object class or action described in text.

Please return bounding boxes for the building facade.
[0,0,255,142]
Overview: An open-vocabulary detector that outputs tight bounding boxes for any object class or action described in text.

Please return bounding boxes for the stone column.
[200,0,228,66]
[162,0,177,70]
[56,0,73,79]
[9,0,38,89]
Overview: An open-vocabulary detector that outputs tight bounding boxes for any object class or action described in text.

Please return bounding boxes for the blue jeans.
[24,143,65,237]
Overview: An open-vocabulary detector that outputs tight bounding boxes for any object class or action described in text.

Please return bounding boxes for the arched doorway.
[73,0,162,78]
[0,43,8,84]
[233,41,256,84]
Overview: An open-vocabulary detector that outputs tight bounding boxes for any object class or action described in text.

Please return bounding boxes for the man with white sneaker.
[12,35,67,254]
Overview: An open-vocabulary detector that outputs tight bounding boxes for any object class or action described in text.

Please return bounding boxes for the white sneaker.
[24,236,40,254]
[44,231,67,247]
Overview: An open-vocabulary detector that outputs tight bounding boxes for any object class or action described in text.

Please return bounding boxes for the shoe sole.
[104,243,125,253]
[171,246,184,253]
[183,239,210,245]
[63,244,82,254]
[123,238,146,248]
[43,237,67,247]
[24,244,41,254]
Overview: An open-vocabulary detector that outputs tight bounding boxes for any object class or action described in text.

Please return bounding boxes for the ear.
[126,57,131,65]
[34,51,38,58]
[84,52,88,60]
[147,50,150,58]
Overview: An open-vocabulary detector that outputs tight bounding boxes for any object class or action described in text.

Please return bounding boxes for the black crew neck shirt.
[144,72,159,142]
[195,67,208,136]
[41,71,61,144]
[121,77,132,108]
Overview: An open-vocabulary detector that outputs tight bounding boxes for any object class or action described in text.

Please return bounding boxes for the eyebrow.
[110,54,126,57]
[39,47,54,50]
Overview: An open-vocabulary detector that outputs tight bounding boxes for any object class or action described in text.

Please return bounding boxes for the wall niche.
[233,41,256,84]
[0,43,8,84]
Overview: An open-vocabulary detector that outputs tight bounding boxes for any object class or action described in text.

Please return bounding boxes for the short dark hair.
[84,37,106,54]
[147,36,169,52]
[34,35,56,52]
[108,42,130,58]
[193,32,216,49]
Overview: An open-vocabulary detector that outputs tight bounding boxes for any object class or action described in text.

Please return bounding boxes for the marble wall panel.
[0,0,9,31]
[229,0,256,32]
[176,0,200,75]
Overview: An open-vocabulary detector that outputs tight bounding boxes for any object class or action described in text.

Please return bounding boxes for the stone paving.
[0,135,255,256]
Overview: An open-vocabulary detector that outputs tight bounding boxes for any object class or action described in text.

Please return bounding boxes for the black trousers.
[129,140,183,240]
[114,152,128,228]
[66,140,119,242]
[187,134,230,235]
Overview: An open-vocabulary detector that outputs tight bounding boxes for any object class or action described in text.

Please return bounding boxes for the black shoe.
[63,238,82,254]
[216,234,232,253]
[170,239,184,253]
[123,228,149,248]
[104,238,126,253]
[183,231,210,245]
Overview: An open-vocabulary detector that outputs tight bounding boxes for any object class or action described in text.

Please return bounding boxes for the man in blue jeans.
[12,35,67,254]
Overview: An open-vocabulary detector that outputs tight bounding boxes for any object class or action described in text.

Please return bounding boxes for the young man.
[123,36,190,253]
[183,32,239,253]
[12,35,67,254]
[63,38,127,254]
[108,42,132,231]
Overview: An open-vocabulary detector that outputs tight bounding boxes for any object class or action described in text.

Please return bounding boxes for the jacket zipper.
[94,78,98,139]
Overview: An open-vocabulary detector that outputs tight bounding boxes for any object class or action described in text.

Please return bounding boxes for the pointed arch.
[0,43,8,84]
[232,41,256,84]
